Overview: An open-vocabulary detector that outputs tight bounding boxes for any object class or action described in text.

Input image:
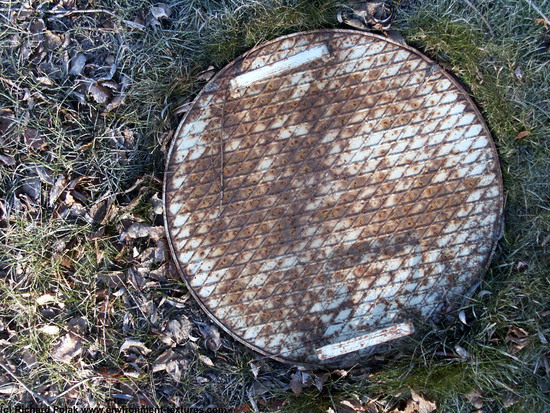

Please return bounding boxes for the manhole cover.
[164,30,504,366]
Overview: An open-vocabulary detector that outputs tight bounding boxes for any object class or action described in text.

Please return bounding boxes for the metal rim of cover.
[163,29,504,367]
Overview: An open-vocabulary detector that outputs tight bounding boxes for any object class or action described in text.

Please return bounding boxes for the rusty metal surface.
[164,30,504,366]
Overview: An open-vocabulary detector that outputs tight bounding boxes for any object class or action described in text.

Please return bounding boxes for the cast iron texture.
[164,30,504,366]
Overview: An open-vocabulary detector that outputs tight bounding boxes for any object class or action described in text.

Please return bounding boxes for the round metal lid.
[164,30,504,366]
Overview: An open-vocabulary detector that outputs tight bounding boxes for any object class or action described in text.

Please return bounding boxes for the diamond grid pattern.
[164,31,503,365]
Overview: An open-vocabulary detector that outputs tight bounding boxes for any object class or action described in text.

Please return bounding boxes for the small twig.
[523,0,550,27]
[0,360,53,410]
[102,287,110,355]
[50,378,96,403]
[461,0,495,36]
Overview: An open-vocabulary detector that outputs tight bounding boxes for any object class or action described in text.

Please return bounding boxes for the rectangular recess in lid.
[316,321,415,360]
[230,45,331,90]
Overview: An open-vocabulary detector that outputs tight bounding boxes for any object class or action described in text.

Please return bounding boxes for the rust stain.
[164,30,504,366]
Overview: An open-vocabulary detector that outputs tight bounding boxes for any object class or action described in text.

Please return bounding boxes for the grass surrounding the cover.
[0,0,548,411]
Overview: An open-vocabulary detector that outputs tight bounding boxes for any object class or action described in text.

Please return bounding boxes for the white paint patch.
[316,321,415,360]
[230,45,330,90]
[169,203,183,215]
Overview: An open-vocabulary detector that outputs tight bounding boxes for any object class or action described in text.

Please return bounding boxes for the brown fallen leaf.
[89,82,112,104]
[49,175,67,207]
[160,317,193,347]
[0,109,14,139]
[68,316,88,334]
[506,326,529,354]
[36,293,61,307]
[23,128,46,150]
[393,389,437,413]
[464,388,484,409]
[199,354,214,367]
[153,349,189,381]
[38,325,60,336]
[515,261,528,271]
[339,399,364,412]
[124,222,151,240]
[120,339,152,356]
[0,154,15,166]
[53,333,83,363]
[149,226,165,242]
[150,3,171,19]
[195,321,222,353]
[0,384,23,395]
[289,372,303,395]
[69,53,87,76]
[249,361,260,379]
[150,193,163,215]
[88,196,114,224]
[197,65,216,82]
[514,130,531,140]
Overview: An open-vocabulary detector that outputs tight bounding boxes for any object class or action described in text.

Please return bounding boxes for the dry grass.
[0,0,549,411]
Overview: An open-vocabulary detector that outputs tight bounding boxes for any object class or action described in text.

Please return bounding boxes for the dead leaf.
[153,349,189,381]
[88,196,114,224]
[49,175,67,207]
[199,354,214,367]
[174,101,192,115]
[314,372,329,392]
[514,66,523,81]
[154,239,168,263]
[150,3,171,19]
[22,350,37,368]
[33,165,54,185]
[160,317,192,347]
[30,19,45,34]
[120,339,152,356]
[195,321,222,353]
[0,109,14,138]
[515,261,528,271]
[124,222,151,240]
[36,76,54,86]
[0,154,16,166]
[339,399,364,412]
[150,193,163,215]
[21,178,41,203]
[543,354,550,378]
[290,372,303,395]
[69,53,87,76]
[197,65,216,82]
[393,390,437,413]
[39,325,60,336]
[68,316,88,334]
[36,293,59,306]
[535,18,550,28]
[464,388,484,409]
[149,226,165,242]
[0,384,23,395]
[89,82,112,104]
[458,310,468,325]
[23,128,46,150]
[44,30,63,49]
[515,130,531,140]
[454,344,470,359]
[53,333,83,363]
[250,361,260,379]
[104,96,126,113]
[506,326,529,354]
